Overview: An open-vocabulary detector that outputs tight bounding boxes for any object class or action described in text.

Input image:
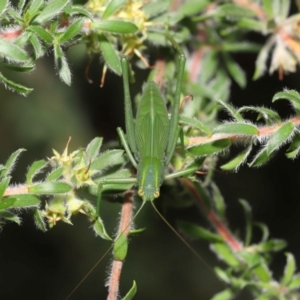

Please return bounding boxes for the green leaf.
[69,5,93,19]
[0,210,21,225]
[217,100,244,121]
[46,167,64,181]
[239,199,252,246]
[93,20,138,34]
[0,40,29,62]
[220,146,252,171]
[27,26,53,43]
[211,288,234,300]
[1,149,26,177]
[28,182,72,194]
[253,39,274,80]
[286,133,300,159]
[198,50,218,84]
[0,198,16,210]
[35,0,69,23]
[249,148,271,167]
[222,53,246,88]
[28,0,43,16]
[7,194,40,207]
[0,0,7,15]
[179,0,210,17]
[259,239,287,252]
[129,228,146,235]
[272,90,300,113]
[213,123,258,135]
[59,19,84,43]
[29,33,44,58]
[0,60,34,73]
[211,182,226,222]
[86,137,103,161]
[214,267,230,284]
[288,273,300,290]
[262,0,273,18]
[102,0,126,19]
[281,253,296,286]
[211,243,239,267]
[253,262,272,283]
[98,34,122,75]
[91,149,124,171]
[238,106,281,124]
[26,160,48,184]
[279,0,290,20]
[122,281,137,300]
[114,232,128,261]
[0,177,10,199]
[93,216,111,240]
[33,209,47,231]
[216,3,256,18]
[179,115,212,136]
[0,73,33,95]
[237,18,266,31]
[238,251,260,268]
[177,221,223,242]
[54,44,71,85]
[254,222,269,243]
[266,122,294,155]
[188,138,232,156]
[18,0,26,12]
[142,1,169,16]
[222,42,260,52]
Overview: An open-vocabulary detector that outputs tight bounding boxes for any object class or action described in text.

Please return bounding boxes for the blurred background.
[1,10,300,300]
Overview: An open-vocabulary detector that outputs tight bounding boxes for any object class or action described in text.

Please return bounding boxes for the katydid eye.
[154,191,160,198]
[138,189,144,196]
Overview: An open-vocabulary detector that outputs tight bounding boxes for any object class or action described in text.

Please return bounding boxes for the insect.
[96,34,200,209]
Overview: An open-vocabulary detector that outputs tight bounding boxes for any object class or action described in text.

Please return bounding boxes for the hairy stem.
[107,190,134,300]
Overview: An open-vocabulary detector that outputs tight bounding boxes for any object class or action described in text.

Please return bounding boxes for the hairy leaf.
[102,0,126,19]
[98,34,121,75]
[26,160,48,184]
[188,138,231,156]
[35,0,69,23]
[122,281,137,300]
[0,39,29,62]
[1,149,26,178]
[29,182,72,194]
[86,137,103,161]
[213,123,258,135]
[93,20,138,34]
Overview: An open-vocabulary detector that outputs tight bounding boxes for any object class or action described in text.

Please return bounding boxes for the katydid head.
[137,156,164,201]
[138,186,160,201]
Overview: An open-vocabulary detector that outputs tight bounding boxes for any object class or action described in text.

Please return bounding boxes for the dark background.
[1,20,300,300]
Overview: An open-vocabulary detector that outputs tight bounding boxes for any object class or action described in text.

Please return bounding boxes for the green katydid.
[96,35,200,211]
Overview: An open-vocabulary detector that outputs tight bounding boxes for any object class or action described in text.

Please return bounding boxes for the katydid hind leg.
[165,37,186,164]
[120,57,137,156]
[117,127,138,168]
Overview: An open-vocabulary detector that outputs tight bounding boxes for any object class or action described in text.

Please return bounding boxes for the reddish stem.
[107,190,134,300]
[182,178,242,251]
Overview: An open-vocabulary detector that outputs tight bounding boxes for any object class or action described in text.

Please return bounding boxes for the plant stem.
[107,190,134,300]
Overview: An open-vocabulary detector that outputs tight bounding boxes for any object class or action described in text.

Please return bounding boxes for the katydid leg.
[96,177,137,215]
[164,35,186,164]
[120,57,137,156]
[117,127,138,168]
